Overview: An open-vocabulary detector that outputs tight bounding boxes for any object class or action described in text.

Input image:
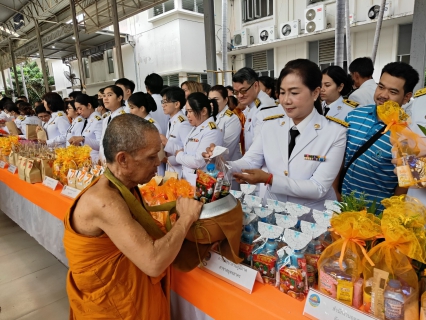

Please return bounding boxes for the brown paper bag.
[75,171,86,190]
[25,159,42,183]
[18,156,28,180]
[6,121,21,135]
[26,124,38,140]
[67,169,77,188]
[37,127,47,141]
[9,150,17,166]
[39,158,54,180]
[82,173,94,189]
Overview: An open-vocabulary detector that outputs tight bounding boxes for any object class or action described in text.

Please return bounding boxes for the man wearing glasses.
[232,67,282,151]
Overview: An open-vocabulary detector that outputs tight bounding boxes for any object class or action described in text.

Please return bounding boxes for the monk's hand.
[202,143,216,159]
[233,169,270,184]
[176,196,203,224]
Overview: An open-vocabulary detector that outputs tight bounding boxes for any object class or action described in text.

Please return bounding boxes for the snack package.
[39,157,54,180]
[37,127,47,141]
[25,159,42,183]
[26,124,38,140]
[195,169,216,203]
[279,263,307,301]
[67,169,78,188]
[75,171,86,190]
[6,121,20,135]
[18,155,27,180]
[82,172,94,189]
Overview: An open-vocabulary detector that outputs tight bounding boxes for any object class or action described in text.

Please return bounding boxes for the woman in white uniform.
[160,86,192,177]
[68,94,103,163]
[205,59,348,213]
[65,100,85,146]
[19,103,42,137]
[321,66,356,120]
[35,105,51,131]
[176,92,223,184]
[38,92,70,147]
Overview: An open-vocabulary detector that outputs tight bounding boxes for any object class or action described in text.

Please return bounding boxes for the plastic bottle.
[290,249,305,268]
[307,237,323,254]
[263,238,278,255]
[241,225,256,245]
[384,279,405,320]
[205,163,219,178]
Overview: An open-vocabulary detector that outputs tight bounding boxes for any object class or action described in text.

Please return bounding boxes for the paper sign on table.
[61,185,81,199]
[200,251,257,294]
[7,164,17,174]
[42,176,59,190]
[303,289,375,320]
[0,161,6,169]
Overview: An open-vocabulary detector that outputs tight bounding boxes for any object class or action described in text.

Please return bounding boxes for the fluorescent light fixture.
[66,14,84,24]
[0,25,19,37]
[52,46,55,48]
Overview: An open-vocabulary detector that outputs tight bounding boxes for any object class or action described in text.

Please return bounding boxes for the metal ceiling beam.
[111,0,124,78]
[69,0,86,90]
[34,19,50,93]
[9,40,21,96]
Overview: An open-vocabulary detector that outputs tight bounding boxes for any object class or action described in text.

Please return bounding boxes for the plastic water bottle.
[241,225,256,245]
[205,163,219,178]
[264,238,278,255]
[290,249,305,268]
[384,279,405,320]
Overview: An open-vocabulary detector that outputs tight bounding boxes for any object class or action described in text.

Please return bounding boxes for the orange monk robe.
[63,191,169,319]
[232,107,246,155]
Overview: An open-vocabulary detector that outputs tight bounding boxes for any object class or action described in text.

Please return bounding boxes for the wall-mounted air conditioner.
[279,20,301,39]
[233,28,250,48]
[258,26,277,44]
[305,4,327,34]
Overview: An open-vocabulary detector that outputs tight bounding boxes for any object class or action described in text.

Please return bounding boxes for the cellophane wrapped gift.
[0,136,19,162]
[317,210,382,307]
[377,101,426,187]
[362,195,426,320]
[53,145,92,185]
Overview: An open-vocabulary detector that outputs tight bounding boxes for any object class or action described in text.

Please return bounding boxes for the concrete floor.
[0,211,69,320]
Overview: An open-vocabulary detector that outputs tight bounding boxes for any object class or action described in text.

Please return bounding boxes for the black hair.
[115,78,136,94]
[202,83,211,95]
[4,103,19,114]
[35,105,50,115]
[232,67,259,84]
[349,57,374,78]
[144,73,164,94]
[34,100,43,107]
[42,92,65,112]
[16,100,26,110]
[98,88,105,94]
[210,85,229,100]
[75,93,97,110]
[17,95,27,100]
[103,85,125,106]
[68,91,82,99]
[160,86,186,110]
[225,85,234,94]
[19,102,34,116]
[162,85,169,90]
[67,100,76,111]
[187,92,219,121]
[381,62,420,95]
[278,59,323,115]
[228,96,238,110]
[128,92,157,113]
[0,97,12,110]
[322,66,352,97]
[259,76,276,98]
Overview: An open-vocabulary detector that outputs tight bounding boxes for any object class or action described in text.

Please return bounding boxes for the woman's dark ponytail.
[209,98,219,121]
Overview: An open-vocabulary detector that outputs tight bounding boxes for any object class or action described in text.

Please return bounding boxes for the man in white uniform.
[145,73,169,135]
[115,78,135,114]
[348,57,377,107]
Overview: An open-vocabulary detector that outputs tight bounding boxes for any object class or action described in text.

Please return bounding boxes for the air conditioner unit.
[305,4,327,34]
[233,28,250,48]
[258,26,277,43]
[368,1,392,20]
[279,20,301,39]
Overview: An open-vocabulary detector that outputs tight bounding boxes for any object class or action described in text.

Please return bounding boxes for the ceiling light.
[52,46,55,48]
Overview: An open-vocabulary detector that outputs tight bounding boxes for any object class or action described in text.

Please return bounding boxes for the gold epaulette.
[102,112,110,119]
[263,114,285,121]
[414,87,426,98]
[119,109,126,114]
[148,118,155,123]
[95,115,101,121]
[225,109,234,117]
[18,115,25,121]
[208,122,217,129]
[326,116,349,127]
[57,112,64,116]
[77,117,83,122]
[178,115,185,122]
[343,99,359,108]
[254,98,261,108]
[275,100,279,106]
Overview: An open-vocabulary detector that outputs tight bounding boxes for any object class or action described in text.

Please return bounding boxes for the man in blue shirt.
[339,62,419,211]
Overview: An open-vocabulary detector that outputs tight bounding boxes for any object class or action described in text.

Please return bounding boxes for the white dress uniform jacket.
[164,111,193,177]
[82,111,103,163]
[229,109,347,211]
[176,116,224,183]
[124,100,131,114]
[349,79,377,107]
[15,115,25,130]
[244,90,284,152]
[66,116,85,146]
[145,113,164,176]
[322,96,357,121]
[46,111,70,147]
[0,111,11,122]
[20,115,42,137]
[215,105,242,161]
[150,93,169,135]
[99,107,126,163]
[407,89,426,205]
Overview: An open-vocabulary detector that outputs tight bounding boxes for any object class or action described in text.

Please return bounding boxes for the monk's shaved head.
[103,114,158,163]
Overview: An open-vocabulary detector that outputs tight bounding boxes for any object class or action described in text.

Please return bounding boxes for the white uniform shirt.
[176,116,224,182]
[15,115,25,130]
[215,105,242,161]
[150,93,169,135]
[229,109,347,212]
[20,115,42,137]
[322,96,356,121]
[244,90,283,151]
[46,111,70,147]
[164,111,193,177]
[82,111,103,163]
[98,107,126,163]
[145,113,162,134]
[124,100,131,114]
[349,79,377,107]
[0,111,10,122]
[66,116,85,146]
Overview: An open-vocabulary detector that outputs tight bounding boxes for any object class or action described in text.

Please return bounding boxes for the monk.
[63,114,203,319]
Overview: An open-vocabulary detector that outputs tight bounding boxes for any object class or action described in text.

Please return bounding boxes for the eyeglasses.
[161,100,177,105]
[233,81,256,96]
